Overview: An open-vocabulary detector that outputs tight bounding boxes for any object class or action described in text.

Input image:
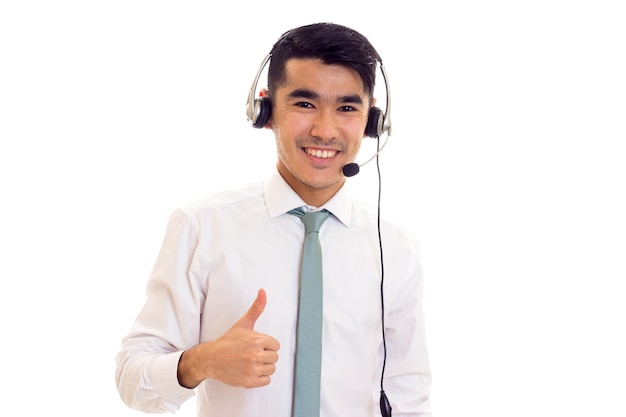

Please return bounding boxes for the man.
[115,22,432,416]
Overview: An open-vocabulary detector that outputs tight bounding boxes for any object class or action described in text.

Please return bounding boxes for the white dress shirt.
[115,169,432,416]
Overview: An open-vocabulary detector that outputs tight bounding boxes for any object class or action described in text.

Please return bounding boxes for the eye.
[295,101,314,109]
[338,105,357,112]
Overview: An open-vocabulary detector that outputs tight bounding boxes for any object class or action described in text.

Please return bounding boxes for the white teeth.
[306,148,337,158]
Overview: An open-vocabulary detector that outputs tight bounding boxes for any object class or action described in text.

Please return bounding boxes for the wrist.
[177,348,202,389]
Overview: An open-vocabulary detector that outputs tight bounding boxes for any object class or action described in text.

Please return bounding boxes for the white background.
[1,1,625,416]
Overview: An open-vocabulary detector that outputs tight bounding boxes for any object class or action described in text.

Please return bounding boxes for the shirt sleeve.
[382,234,433,417]
[115,209,203,412]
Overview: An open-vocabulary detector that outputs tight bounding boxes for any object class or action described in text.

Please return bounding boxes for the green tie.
[288,207,330,417]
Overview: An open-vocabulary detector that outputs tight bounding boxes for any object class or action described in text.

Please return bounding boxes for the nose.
[310,108,339,141]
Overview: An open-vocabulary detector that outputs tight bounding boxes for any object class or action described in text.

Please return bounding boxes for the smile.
[305,148,337,159]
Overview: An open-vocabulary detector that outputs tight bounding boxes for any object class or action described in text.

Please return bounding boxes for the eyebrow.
[287,88,364,105]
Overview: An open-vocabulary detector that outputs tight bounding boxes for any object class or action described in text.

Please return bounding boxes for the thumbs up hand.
[177,289,281,389]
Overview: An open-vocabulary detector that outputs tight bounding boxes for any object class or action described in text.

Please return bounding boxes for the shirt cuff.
[150,351,195,410]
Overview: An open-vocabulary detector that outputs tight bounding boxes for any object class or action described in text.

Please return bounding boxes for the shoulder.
[179,181,264,216]
[168,181,265,231]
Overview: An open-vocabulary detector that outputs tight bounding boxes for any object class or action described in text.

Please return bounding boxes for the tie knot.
[302,210,329,234]
[289,208,330,234]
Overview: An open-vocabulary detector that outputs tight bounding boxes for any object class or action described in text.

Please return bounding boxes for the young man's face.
[268,58,371,207]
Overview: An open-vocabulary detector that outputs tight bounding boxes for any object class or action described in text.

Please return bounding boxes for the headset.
[245,49,395,417]
[245,52,392,139]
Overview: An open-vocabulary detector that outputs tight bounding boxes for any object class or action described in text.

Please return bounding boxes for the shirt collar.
[264,168,353,227]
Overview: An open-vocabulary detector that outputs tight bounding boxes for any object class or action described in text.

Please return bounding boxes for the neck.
[277,166,344,207]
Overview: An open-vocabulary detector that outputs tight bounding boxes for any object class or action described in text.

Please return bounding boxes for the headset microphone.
[342,163,360,177]
[342,129,392,177]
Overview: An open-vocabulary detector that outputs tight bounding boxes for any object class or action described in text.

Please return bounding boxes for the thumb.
[235,288,267,330]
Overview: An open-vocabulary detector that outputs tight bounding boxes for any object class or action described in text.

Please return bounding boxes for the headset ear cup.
[365,107,383,138]
[252,97,272,129]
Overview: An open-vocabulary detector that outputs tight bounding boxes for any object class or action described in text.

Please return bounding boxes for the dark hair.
[267,23,381,101]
